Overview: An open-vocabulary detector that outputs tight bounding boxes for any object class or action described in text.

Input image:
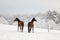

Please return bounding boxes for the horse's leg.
[32,27,34,33]
[20,26,21,30]
[21,26,23,32]
[28,26,29,32]
[28,27,31,33]
[21,22,24,32]
[30,27,31,32]
[20,26,21,31]
[18,26,19,32]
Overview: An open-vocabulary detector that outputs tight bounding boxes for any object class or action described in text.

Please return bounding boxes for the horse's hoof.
[28,32,31,33]
[17,30,19,32]
[32,31,34,33]
[21,31,23,32]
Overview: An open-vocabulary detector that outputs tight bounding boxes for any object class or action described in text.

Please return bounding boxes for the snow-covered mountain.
[0,10,60,30]
[0,17,8,24]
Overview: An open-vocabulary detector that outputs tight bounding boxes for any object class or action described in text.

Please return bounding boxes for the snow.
[0,24,60,40]
[34,17,60,30]
[0,17,8,24]
[35,18,48,29]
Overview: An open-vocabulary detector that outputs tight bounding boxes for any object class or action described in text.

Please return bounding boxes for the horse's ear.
[33,17,35,19]
[33,17,37,21]
[16,18,18,19]
[14,18,18,21]
[32,17,35,20]
[16,18,19,20]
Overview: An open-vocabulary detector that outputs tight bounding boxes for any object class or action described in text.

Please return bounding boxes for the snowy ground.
[0,24,60,40]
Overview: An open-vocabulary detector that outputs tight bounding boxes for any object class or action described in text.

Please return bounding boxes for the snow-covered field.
[0,24,60,40]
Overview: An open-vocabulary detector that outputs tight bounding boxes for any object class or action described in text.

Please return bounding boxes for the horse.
[14,18,24,32]
[28,18,37,33]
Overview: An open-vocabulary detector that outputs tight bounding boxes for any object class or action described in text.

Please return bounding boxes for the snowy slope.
[0,24,60,40]
[0,17,8,24]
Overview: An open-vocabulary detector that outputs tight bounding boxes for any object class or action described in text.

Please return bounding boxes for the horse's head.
[14,18,20,22]
[32,18,37,22]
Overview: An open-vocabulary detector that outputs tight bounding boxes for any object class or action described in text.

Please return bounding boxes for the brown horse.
[28,18,37,33]
[14,18,24,32]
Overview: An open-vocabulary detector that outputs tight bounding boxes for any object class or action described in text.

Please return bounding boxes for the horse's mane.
[31,18,35,22]
[16,18,21,21]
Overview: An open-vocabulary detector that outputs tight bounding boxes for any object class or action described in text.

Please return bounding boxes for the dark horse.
[14,18,24,32]
[28,18,37,33]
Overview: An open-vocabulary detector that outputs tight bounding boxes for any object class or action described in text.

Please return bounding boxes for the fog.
[0,0,60,15]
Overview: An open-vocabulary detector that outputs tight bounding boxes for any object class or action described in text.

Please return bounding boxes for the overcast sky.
[0,0,60,14]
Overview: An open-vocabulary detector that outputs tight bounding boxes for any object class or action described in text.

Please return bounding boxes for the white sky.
[0,0,60,14]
